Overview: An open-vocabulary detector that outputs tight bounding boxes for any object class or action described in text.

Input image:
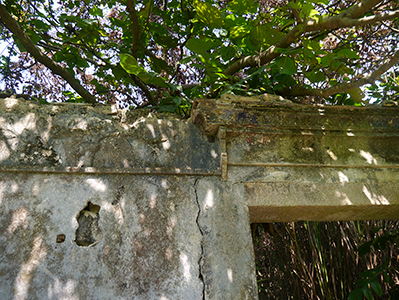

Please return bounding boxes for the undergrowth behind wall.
[253,220,399,300]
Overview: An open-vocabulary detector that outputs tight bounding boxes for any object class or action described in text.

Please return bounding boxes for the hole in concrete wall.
[56,234,65,243]
[75,202,102,247]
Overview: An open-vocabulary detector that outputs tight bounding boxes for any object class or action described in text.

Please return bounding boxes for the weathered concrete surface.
[0,97,258,300]
[192,94,399,222]
[196,178,258,299]
[2,93,399,299]
[0,173,202,299]
[0,97,219,175]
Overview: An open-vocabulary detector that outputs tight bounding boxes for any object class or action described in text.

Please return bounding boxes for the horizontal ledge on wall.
[0,166,221,176]
[227,162,399,169]
[225,126,399,137]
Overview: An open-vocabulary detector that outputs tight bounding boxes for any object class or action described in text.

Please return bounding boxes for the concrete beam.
[192,94,399,222]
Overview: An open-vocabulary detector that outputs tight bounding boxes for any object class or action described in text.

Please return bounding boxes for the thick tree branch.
[0,4,96,103]
[224,0,389,76]
[288,0,303,24]
[305,9,399,32]
[282,49,399,98]
[125,1,158,106]
[130,74,157,106]
[126,0,140,59]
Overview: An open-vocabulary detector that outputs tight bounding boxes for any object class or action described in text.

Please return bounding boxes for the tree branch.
[288,0,303,24]
[130,74,157,106]
[281,49,399,98]
[224,0,388,76]
[126,0,140,59]
[0,4,96,103]
[125,1,158,106]
[305,8,399,32]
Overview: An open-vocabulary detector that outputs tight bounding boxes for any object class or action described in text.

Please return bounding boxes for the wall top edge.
[191,95,399,136]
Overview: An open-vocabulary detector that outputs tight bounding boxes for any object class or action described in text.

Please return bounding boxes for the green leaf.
[228,0,258,15]
[26,29,41,44]
[112,65,129,81]
[230,25,251,40]
[194,0,224,29]
[288,2,300,9]
[250,25,284,47]
[185,37,220,55]
[362,286,374,300]
[318,54,332,67]
[224,14,247,29]
[89,6,103,17]
[138,72,169,88]
[31,19,51,31]
[14,37,26,52]
[275,57,296,75]
[154,35,178,48]
[369,278,383,296]
[301,3,319,19]
[139,0,153,21]
[272,74,296,90]
[179,55,197,64]
[74,57,89,68]
[119,53,144,75]
[110,17,125,27]
[149,55,171,74]
[358,241,372,255]
[355,278,370,287]
[307,70,326,83]
[348,288,364,300]
[336,48,359,59]
[347,88,364,103]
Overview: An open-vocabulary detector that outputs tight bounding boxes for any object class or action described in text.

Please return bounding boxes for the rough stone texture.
[0,97,257,300]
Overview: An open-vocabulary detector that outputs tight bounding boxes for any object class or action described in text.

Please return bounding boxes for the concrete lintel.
[245,181,399,222]
[192,95,399,223]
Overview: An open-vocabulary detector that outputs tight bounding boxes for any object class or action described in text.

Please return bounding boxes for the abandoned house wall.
[1,94,399,300]
[0,97,257,300]
[192,94,399,222]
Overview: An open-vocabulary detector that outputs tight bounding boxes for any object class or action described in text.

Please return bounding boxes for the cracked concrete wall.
[192,96,399,222]
[195,178,258,299]
[0,98,258,300]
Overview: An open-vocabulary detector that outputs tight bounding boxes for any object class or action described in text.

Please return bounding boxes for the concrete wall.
[192,94,399,222]
[1,94,399,299]
[0,97,257,300]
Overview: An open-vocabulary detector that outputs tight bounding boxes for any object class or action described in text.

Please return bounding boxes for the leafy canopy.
[0,0,398,115]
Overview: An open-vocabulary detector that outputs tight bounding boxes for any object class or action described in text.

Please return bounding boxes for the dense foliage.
[0,0,398,114]
[253,220,399,299]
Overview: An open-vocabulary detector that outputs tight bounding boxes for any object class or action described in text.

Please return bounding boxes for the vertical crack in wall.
[194,178,206,300]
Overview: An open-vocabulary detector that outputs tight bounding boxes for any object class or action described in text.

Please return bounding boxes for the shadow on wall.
[0,171,202,299]
[0,98,219,175]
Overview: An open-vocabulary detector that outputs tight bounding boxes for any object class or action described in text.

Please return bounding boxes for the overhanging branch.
[130,74,157,106]
[224,0,390,76]
[126,0,140,59]
[282,49,399,98]
[0,4,96,103]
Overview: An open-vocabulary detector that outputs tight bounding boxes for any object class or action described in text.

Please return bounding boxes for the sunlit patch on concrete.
[362,186,389,205]
[360,150,377,165]
[86,178,107,192]
[7,207,29,234]
[14,236,47,300]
